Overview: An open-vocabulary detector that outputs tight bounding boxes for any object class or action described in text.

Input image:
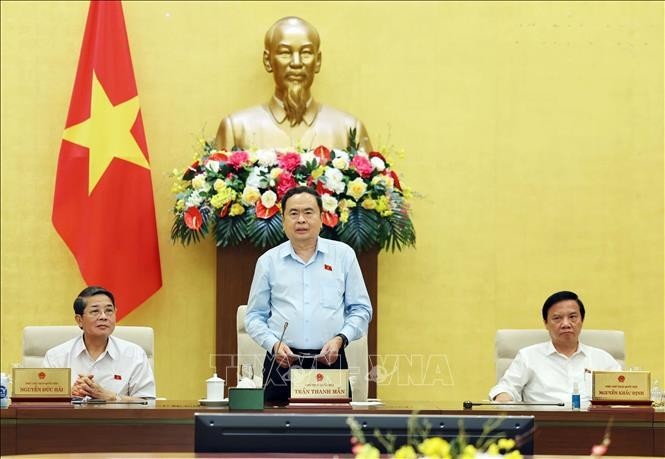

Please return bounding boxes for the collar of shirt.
[73,334,118,361]
[279,237,329,264]
[268,96,319,126]
[546,340,588,358]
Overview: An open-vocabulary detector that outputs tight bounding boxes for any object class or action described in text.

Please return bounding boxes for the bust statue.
[215,16,372,152]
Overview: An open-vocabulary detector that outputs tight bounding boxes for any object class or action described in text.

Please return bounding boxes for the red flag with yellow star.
[52,0,162,319]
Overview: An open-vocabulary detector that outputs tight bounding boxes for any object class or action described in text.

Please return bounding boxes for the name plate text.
[592,370,650,401]
[12,368,71,398]
[290,369,348,399]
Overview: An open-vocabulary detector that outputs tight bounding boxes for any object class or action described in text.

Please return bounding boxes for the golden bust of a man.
[216,16,372,151]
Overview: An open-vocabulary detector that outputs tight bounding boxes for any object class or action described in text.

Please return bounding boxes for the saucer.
[199,398,229,407]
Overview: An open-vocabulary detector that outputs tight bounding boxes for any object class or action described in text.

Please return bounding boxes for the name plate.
[290,369,349,400]
[12,368,71,398]
[592,370,650,402]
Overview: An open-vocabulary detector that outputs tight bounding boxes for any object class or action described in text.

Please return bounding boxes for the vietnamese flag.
[52,0,162,319]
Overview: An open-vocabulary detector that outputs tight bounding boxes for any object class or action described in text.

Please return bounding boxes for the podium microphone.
[463,400,565,409]
[263,322,289,390]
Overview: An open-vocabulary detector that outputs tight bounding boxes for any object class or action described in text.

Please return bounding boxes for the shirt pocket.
[320,276,344,309]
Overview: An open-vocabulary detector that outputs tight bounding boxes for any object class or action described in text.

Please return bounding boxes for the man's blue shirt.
[245,237,372,352]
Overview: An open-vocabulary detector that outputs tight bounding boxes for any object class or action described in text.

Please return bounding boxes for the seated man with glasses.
[245,186,372,403]
[43,286,155,401]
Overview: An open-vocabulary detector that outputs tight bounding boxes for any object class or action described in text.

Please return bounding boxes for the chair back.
[22,325,155,369]
[495,329,625,382]
[236,305,369,401]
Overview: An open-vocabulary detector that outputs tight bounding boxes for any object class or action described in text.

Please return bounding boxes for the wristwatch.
[335,333,349,348]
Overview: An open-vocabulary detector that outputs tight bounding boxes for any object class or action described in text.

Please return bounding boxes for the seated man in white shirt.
[43,286,155,401]
[489,290,620,405]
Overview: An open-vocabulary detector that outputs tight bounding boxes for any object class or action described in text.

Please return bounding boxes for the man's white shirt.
[43,335,156,398]
[489,341,620,406]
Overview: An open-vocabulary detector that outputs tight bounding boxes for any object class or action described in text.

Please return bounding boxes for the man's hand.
[272,342,296,368]
[493,392,514,403]
[316,336,344,365]
[71,374,116,401]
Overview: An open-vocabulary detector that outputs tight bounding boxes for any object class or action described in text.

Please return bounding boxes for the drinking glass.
[240,363,254,381]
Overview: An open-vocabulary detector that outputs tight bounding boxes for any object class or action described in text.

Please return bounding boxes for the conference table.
[1,400,663,457]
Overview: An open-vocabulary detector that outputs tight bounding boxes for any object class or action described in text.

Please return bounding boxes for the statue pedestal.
[215,244,378,397]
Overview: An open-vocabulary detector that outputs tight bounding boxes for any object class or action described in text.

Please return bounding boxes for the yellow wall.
[1,1,663,402]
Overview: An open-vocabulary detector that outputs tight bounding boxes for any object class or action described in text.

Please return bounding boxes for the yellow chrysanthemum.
[487,443,500,455]
[175,199,185,211]
[361,198,376,210]
[459,444,478,459]
[210,188,236,209]
[394,444,417,459]
[229,203,245,216]
[418,437,450,458]
[503,450,523,458]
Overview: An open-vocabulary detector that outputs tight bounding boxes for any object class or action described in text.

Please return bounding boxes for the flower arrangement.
[170,130,415,252]
[346,416,523,459]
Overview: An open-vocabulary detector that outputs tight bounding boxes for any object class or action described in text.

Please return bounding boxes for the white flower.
[205,160,220,173]
[191,173,207,190]
[185,191,204,208]
[332,157,349,170]
[242,186,261,205]
[256,149,277,167]
[246,167,267,189]
[332,149,349,162]
[321,194,338,213]
[300,151,319,165]
[260,190,277,208]
[324,167,346,194]
[370,156,386,172]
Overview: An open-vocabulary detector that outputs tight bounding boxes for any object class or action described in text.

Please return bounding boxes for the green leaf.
[246,207,287,248]
[214,212,249,247]
[337,206,380,252]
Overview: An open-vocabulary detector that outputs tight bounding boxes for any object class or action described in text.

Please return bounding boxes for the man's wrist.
[335,333,348,348]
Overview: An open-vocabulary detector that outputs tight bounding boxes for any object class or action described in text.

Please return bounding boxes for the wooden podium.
[215,244,378,397]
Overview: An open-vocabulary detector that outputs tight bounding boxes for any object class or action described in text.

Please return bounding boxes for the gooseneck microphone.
[463,400,565,409]
[263,322,289,390]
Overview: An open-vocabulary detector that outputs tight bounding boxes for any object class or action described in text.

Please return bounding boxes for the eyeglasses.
[285,209,319,221]
[84,307,116,318]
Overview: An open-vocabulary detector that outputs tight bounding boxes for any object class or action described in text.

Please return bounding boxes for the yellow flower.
[171,180,188,194]
[418,437,450,458]
[311,166,326,180]
[503,450,523,458]
[345,199,357,209]
[354,443,380,459]
[210,188,236,209]
[340,208,349,223]
[175,199,185,211]
[394,444,417,459]
[487,443,500,455]
[497,438,516,451]
[459,444,478,459]
[214,179,226,192]
[402,186,413,200]
[229,203,245,216]
[241,186,261,205]
[270,167,283,179]
[348,177,368,200]
[361,198,376,210]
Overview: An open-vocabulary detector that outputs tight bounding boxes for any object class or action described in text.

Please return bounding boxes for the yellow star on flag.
[63,71,150,194]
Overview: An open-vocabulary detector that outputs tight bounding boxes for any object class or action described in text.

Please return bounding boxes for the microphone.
[263,321,289,390]
[463,400,565,409]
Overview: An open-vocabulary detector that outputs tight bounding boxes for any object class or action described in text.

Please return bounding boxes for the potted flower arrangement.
[347,416,524,459]
[170,130,415,252]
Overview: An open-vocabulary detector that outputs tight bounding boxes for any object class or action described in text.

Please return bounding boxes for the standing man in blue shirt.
[245,186,372,402]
